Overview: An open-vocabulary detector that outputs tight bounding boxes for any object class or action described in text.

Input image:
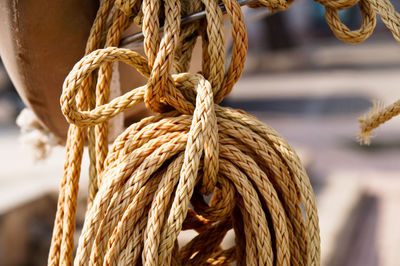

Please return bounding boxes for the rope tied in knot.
[49,0,321,265]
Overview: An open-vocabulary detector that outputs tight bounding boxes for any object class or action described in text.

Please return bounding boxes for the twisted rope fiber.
[47,0,327,265]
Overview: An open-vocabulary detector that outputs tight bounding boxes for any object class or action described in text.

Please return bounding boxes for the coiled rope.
[47,0,400,264]
[48,0,320,265]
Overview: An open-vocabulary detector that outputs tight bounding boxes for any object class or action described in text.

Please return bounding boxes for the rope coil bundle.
[48,0,324,265]
[45,0,400,264]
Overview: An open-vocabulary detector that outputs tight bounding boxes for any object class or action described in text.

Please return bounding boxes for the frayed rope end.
[16,108,62,161]
[357,100,385,145]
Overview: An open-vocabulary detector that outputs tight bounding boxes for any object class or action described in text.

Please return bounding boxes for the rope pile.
[48,0,320,265]
[47,0,400,265]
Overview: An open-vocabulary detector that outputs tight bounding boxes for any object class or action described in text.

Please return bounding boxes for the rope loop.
[60,47,149,127]
[324,0,376,43]
[61,47,204,128]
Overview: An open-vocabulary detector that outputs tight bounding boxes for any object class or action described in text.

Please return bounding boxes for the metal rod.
[119,0,259,48]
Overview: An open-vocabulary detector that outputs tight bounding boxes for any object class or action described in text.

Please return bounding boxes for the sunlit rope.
[48,0,400,264]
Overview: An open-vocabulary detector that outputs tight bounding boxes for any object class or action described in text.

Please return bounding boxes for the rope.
[16,108,62,161]
[313,0,400,142]
[45,0,400,264]
[44,0,400,264]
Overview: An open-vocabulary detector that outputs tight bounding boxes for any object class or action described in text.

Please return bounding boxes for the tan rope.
[43,0,354,265]
[48,1,115,264]
[313,0,400,142]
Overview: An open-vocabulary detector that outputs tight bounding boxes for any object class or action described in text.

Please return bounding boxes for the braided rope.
[48,0,400,263]
[50,0,400,264]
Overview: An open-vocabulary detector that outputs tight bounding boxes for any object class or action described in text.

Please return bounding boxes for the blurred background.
[1,0,400,265]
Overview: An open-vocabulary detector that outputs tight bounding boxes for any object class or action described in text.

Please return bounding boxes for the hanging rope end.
[16,108,62,161]
[357,100,386,145]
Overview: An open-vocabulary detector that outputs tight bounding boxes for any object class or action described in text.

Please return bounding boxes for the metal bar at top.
[119,0,259,48]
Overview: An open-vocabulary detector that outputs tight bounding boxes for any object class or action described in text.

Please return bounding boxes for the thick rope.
[48,0,400,264]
